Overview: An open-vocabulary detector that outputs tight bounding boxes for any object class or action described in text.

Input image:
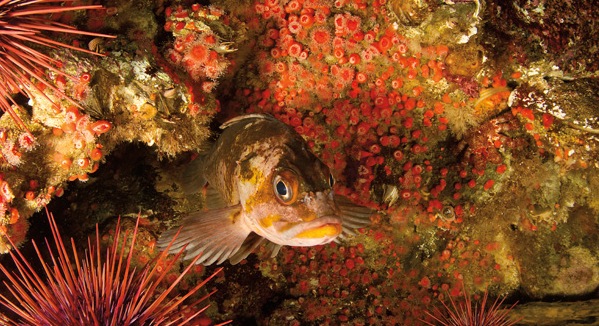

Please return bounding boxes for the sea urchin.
[423,287,521,326]
[0,210,229,325]
[0,0,113,131]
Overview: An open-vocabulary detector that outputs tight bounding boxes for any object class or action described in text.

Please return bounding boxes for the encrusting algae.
[0,0,597,324]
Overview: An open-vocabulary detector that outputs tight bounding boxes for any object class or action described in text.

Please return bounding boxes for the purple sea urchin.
[0,210,230,325]
[0,0,113,131]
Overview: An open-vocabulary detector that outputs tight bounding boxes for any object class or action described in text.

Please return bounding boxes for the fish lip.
[283,215,342,237]
[301,215,342,228]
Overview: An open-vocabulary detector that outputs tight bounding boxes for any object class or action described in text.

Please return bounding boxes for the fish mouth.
[294,221,342,239]
[277,216,342,246]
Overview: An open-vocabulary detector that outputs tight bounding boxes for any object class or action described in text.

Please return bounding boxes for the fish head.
[237,134,344,247]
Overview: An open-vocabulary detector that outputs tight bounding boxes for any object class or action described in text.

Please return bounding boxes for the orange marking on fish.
[295,224,342,239]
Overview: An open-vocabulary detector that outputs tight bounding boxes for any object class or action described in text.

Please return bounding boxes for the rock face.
[486,0,599,74]
[510,299,599,326]
[0,1,219,252]
[1,0,598,325]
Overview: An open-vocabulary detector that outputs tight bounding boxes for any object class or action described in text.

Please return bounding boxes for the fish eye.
[328,173,335,188]
[273,171,298,204]
[275,179,289,197]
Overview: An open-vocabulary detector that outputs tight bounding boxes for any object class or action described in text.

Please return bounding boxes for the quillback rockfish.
[158,114,372,265]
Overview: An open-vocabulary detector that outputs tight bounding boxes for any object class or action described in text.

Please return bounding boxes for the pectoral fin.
[157,204,251,265]
[334,195,373,239]
[228,233,282,265]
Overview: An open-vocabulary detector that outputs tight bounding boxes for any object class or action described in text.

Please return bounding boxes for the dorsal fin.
[220,113,277,130]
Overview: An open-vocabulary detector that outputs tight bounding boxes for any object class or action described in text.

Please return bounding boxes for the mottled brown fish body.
[159,114,373,265]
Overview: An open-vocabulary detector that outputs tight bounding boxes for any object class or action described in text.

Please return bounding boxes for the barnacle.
[388,0,432,26]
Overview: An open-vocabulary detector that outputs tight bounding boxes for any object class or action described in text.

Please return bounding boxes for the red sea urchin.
[423,287,521,326]
[0,0,113,130]
[0,211,230,325]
